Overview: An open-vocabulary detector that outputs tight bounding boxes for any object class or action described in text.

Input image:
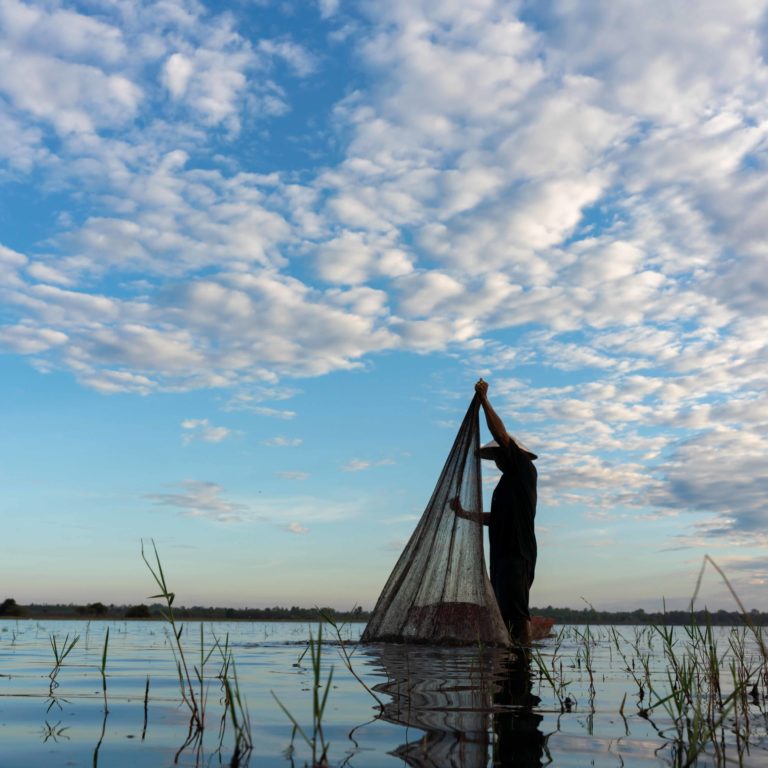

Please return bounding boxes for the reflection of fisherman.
[451,379,538,644]
[369,644,545,768]
[493,650,545,766]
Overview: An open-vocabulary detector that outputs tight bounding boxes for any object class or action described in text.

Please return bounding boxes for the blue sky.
[2,0,768,612]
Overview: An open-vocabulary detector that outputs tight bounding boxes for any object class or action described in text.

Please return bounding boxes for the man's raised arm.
[475,379,511,447]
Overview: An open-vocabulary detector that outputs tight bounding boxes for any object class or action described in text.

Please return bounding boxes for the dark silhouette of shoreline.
[2,598,767,625]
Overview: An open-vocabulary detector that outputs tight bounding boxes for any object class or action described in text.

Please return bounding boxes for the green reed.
[573,625,596,711]
[727,628,753,750]
[99,627,109,713]
[141,539,203,732]
[212,631,253,759]
[644,616,751,766]
[529,556,765,768]
[46,631,80,711]
[531,633,573,713]
[140,539,253,763]
[142,676,150,741]
[630,555,768,766]
[319,608,383,708]
[49,631,79,678]
[610,626,647,709]
[93,632,109,768]
[48,631,79,691]
[272,623,334,767]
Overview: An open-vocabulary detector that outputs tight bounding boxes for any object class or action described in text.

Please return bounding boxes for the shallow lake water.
[1,619,766,767]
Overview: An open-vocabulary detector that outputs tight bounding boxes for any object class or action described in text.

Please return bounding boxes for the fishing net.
[362,394,510,646]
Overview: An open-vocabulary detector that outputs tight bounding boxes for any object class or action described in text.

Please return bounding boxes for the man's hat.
[477,438,537,461]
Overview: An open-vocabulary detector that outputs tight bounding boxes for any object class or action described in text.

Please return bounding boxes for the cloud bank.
[3,0,768,554]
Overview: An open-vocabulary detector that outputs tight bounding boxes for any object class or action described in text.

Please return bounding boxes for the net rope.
[362,394,511,646]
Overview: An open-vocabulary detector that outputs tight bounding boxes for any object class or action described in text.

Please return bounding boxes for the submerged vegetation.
[533,621,768,762]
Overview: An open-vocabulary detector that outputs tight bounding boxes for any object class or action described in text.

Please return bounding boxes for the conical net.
[362,395,511,646]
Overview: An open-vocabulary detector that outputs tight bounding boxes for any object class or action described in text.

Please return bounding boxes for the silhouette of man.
[452,379,538,644]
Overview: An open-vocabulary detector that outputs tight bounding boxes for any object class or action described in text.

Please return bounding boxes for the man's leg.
[509,619,532,645]
[507,559,532,645]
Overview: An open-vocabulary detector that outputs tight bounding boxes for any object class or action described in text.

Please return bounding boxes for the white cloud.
[147,480,248,523]
[342,458,371,472]
[315,230,413,285]
[652,426,768,530]
[264,436,303,447]
[325,286,390,317]
[245,406,296,419]
[257,39,317,77]
[25,262,74,286]
[286,521,309,534]
[163,53,194,99]
[0,110,48,170]
[250,494,361,524]
[0,0,127,64]
[0,323,68,354]
[164,44,251,128]
[148,483,359,528]
[317,0,340,20]
[181,418,232,445]
[276,471,309,481]
[341,457,395,472]
[396,271,465,318]
[0,48,142,134]
[78,369,156,395]
[0,243,28,286]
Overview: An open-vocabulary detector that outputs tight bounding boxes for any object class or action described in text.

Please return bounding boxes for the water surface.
[1,619,766,766]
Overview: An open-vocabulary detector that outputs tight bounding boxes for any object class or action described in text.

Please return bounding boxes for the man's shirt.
[489,441,538,564]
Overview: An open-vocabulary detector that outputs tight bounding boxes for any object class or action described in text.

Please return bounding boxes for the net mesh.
[362,395,511,646]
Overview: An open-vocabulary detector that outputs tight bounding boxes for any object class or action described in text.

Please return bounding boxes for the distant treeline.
[2,598,766,626]
[0,598,368,623]
[532,605,768,626]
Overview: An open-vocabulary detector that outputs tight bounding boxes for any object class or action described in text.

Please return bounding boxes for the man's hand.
[475,378,488,400]
[450,497,488,526]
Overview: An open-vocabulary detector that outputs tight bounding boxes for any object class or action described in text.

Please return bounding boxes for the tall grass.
[532,556,768,766]
[46,631,79,710]
[573,625,596,711]
[213,631,253,760]
[319,608,383,708]
[99,627,109,713]
[140,539,253,762]
[141,539,203,732]
[531,626,573,712]
[49,632,79,680]
[643,616,758,766]
[272,623,334,767]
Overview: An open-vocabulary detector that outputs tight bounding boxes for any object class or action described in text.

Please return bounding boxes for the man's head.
[477,438,537,472]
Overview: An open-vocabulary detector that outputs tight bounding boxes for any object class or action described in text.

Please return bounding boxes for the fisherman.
[452,379,538,644]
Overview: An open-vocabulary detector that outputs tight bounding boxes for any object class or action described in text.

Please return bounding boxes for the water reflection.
[492,651,546,766]
[40,720,70,743]
[368,644,546,767]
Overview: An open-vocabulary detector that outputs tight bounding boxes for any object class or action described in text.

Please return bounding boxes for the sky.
[2,0,768,614]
